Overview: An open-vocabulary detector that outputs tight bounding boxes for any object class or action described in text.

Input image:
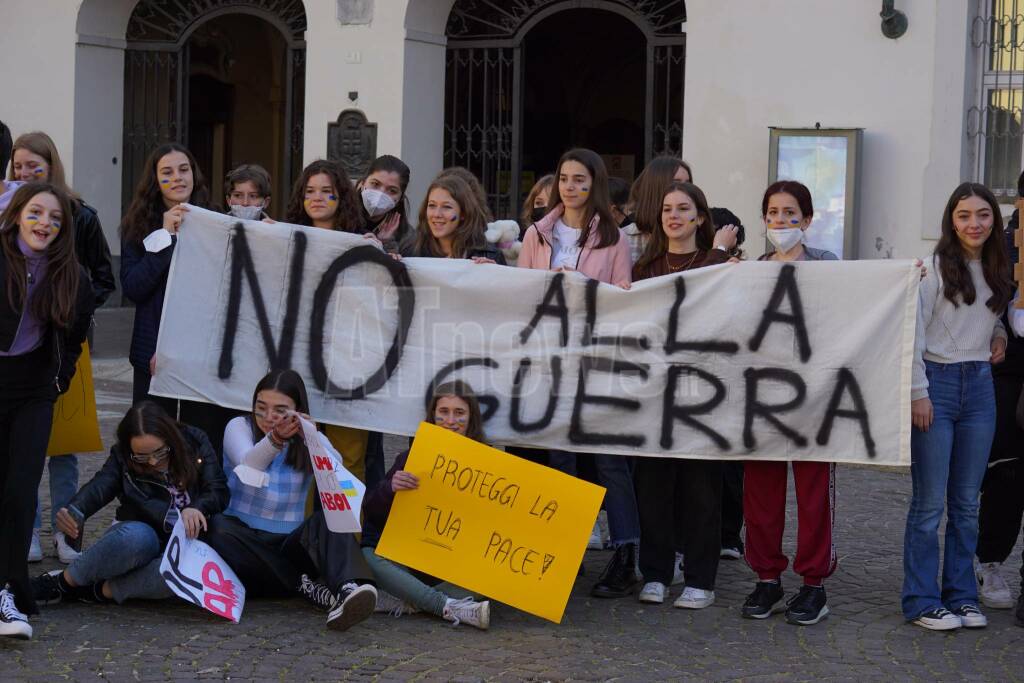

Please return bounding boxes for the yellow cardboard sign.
[375,423,605,623]
[47,342,103,456]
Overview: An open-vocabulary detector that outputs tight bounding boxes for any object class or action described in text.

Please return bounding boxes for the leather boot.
[590,542,638,598]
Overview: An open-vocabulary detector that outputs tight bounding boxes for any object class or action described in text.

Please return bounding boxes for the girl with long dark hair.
[624,156,690,263]
[205,369,377,632]
[0,182,93,639]
[357,155,413,251]
[284,159,363,232]
[517,148,638,598]
[903,182,1014,631]
[29,402,228,606]
[632,182,737,610]
[10,130,116,567]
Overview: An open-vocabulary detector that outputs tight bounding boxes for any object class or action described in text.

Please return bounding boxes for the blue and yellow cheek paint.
[32,167,46,179]
[159,178,171,187]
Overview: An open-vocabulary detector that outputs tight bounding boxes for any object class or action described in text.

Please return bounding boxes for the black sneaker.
[741,580,785,619]
[785,585,829,625]
[30,570,66,606]
[327,583,377,631]
[0,585,32,640]
[590,543,639,598]
[951,603,987,629]
[298,574,337,612]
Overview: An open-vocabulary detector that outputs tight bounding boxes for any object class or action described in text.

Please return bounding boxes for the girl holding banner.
[282,159,383,486]
[9,130,116,566]
[206,369,378,632]
[404,173,506,264]
[623,156,691,264]
[0,182,94,639]
[284,159,363,232]
[361,380,491,629]
[631,182,738,609]
[517,148,641,599]
[29,402,228,605]
[903,182,1014,631]
[120,143,210,408]
[741,180,838,626]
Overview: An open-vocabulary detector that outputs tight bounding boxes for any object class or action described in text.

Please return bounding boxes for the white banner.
[160,518,246,623]
[152,206,918,465]
[299,416,364,532]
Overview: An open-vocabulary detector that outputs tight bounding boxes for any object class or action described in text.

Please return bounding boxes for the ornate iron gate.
[445,0,686,216]
[122,0,307,211]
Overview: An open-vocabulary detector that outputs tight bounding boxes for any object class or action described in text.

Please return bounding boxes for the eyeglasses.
[130,445,171,464]
[254,407,291,421]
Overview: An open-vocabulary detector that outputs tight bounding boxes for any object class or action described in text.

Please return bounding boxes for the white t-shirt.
[550,219,582,269]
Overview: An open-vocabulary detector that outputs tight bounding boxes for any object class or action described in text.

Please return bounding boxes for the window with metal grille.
[969,0,1024,200]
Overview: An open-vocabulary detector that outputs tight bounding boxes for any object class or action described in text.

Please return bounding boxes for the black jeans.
[976,370,1024,572]
[204,510,373,597]
[635,457,723,589]
[0,396,55,614]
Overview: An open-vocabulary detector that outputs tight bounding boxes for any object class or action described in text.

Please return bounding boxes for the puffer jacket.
[517,204,632,284]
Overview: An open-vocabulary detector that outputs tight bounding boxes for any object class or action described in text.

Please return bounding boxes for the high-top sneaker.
[327,583,377,631]
[298,574,337,611]
[443,597,490,629]
[590,543,639,598]
[0,585,31,640]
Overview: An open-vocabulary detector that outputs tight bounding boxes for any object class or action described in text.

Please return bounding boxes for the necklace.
[665,250,700,273]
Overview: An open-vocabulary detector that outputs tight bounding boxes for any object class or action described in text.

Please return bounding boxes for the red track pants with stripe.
[743,460,837,586]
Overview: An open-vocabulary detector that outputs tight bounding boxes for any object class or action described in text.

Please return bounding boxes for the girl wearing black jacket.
[10,130,116,566]
[0,182,94,639]
[29,402,229,607]
[402,174,506,264]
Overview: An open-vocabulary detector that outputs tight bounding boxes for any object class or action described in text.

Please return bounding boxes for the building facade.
[0,0,1018,269]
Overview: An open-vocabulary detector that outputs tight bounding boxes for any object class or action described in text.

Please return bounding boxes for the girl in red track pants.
[743,460,837,585]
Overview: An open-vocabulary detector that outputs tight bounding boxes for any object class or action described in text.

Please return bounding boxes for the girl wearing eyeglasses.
[27,401,229,607]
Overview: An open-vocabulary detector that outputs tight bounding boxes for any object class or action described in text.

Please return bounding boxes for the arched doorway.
[122,0,306,212]
[444,0,686,217]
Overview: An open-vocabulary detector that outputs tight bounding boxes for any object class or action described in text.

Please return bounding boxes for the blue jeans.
[363,547,473,617]
[548,451,640,545]
[67,521,173,604]
[34,455,79,531]
[902,361,995,619]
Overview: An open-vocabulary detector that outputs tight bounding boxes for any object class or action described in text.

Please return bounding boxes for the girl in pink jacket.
[517,148,640,599]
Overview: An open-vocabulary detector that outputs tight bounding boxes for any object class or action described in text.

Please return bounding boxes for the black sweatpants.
[635,457,723,589]
[204,510,373,598]
[976,370,1024,569]
[721,461,745,549]
[0,396,55,614]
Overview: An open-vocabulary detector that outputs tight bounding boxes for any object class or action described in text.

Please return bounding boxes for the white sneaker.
[912,607,961,631]
[952,604,987,629]
[587,521,603,550]
[54,533,81,565]
[374,590,419,616]
[27,531,42,563]
[671,553,685,585]
[0,586,32,640]
[674,586,715,609]
[443,597,490,629]
[638,582,666,604]
[977,562,1014,609]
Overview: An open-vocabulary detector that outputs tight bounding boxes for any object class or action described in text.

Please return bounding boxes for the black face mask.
[531,206,547,223]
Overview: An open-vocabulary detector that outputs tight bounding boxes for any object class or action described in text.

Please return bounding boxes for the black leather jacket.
[73,201,116,307]
[68,425,230,540]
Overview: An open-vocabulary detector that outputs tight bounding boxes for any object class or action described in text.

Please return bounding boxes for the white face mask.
[766,227,804,253]
[229,204,264,221]
[361,188,397,218]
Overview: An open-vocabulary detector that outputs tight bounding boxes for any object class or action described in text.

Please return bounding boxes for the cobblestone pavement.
[3,359,1023,682]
